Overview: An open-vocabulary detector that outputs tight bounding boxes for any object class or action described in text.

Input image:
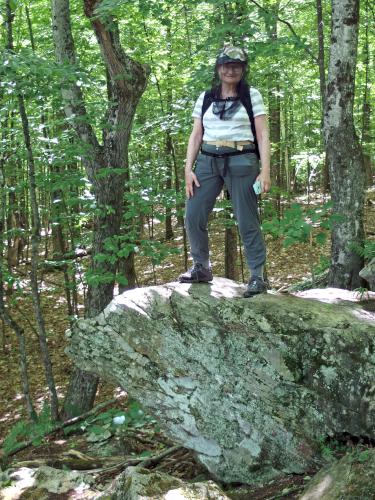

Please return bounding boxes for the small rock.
[359,258,375,291]
[101,466,229,499]
[2,466,96,499]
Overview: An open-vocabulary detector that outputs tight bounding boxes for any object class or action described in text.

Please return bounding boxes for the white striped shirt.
[192,87,266,141]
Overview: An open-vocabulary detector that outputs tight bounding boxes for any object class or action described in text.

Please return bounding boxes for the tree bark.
[316,0,329,191]
[324,0,365,289]
[118,250,137,293]
[51,0,149,417]
[224,223,238,280]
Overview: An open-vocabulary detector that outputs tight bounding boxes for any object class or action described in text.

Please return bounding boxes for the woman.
[178,46,271,297]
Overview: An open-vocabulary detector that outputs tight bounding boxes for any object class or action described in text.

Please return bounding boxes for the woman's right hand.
[185,170,200,199]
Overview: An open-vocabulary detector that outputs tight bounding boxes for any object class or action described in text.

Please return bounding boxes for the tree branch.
[83,1,150,149]
[249,0,319,64]
[51,0,101,156]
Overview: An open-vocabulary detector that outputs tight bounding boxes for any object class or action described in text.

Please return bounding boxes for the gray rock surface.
[102,466,229,499]
[299,448,375,499]
[360,257,375,291]
[66,279,375,484]
[2,466,96,498]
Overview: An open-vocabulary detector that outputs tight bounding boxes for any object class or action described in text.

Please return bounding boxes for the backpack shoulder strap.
[240,86,260,159]
[201,89,214,136]
[202,89,214,119]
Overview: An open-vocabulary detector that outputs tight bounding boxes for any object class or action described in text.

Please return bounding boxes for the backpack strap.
[240,86,260,159]
[201,90,214,135]
[202,90,214,116]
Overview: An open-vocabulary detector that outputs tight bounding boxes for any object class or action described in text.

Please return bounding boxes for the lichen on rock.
[300,448,375,499]
[99,466,229,499]
[66,279,375,484]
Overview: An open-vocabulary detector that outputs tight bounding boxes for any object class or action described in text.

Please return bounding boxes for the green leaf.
[140,450,152,458]
[9,0,18,12]
[117,274,128,286]
[315,232,327,246]
[86,429,112,442]
[357,450,370,463]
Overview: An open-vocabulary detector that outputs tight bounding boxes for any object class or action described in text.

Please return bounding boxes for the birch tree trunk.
[52,0,149,417]
[324,0,365,289]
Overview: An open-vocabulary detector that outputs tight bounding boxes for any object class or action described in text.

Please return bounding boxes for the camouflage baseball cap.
[216,46,247,64]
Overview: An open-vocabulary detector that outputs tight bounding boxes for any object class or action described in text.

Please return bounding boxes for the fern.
[2,404,56,455]
[2,420,29,455]
[350,240,375,260]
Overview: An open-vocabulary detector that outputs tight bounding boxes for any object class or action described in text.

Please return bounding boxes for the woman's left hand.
[257,171,271,193]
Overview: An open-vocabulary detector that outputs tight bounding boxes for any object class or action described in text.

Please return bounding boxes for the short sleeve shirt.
[192,87,266,141]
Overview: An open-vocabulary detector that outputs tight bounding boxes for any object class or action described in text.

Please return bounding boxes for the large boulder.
[66,279,375,484]
[299,448,375,499]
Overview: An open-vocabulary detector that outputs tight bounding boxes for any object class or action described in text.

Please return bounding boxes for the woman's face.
[217,62,244,85]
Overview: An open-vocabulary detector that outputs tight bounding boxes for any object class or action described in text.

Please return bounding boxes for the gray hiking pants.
[185,144,266,277]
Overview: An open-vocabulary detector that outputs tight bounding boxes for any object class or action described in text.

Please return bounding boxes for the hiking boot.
[178,263,213,283]
[244,276,267,298]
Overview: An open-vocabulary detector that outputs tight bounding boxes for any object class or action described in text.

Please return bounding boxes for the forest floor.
[0,190,374,499]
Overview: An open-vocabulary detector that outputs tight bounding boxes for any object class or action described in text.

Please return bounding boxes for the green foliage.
[356,449,371,463]
[354,287,370,301]
[350,240,375,260]
[262,202,333,248]
[0,469,12,488]
[2,401,154,455]
[318,436,350,461]
[64,400,154,442]
[88,228,181,286]
[93,0,126,20]
[313,255,330,275]
[2,404,56,456]
[85,269,117,287]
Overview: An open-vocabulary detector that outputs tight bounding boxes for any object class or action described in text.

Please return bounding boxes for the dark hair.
[211,63,250,100]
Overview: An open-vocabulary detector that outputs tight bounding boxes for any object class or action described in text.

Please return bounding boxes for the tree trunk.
[361,0,372,186]
[324,0,365,289]
[265,1,282,213]
[164,24,174,241]
[118,250,137,293]
[18,94,60,420]
[0,104,36,422]
[316,0,329,192]
[32,11,74,318]
[224,223,238,280]
[6,0,59,420]
[51,0,149,417]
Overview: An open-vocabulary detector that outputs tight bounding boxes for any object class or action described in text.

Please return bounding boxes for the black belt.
[200,147,256,177]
